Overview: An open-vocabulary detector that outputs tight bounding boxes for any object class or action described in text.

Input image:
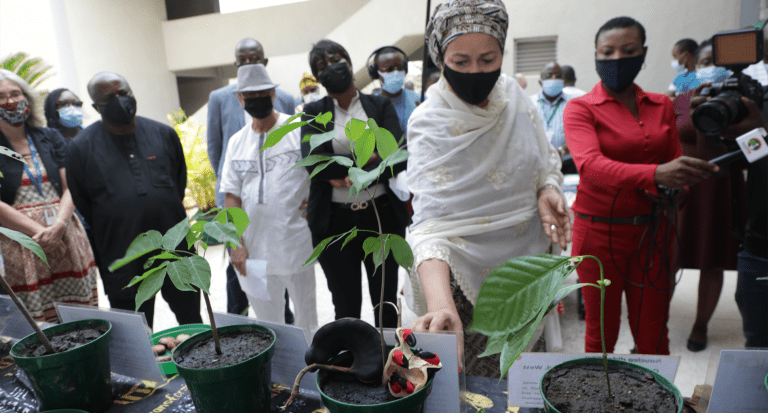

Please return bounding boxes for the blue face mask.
[58,106,84,128]
[379,70,406,94]
[696,66,730,83]
[541,79,564,98]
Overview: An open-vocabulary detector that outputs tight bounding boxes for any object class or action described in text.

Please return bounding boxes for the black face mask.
[318,62,353,94]
[243,95,273,119]
[595,54,644,92]
[101,95,136,126]
[442,64,501,105]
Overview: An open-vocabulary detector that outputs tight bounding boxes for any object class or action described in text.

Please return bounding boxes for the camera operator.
[691,87,768,348]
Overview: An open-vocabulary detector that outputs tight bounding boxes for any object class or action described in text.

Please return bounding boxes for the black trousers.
[108,274,202,330]
[312,198,404,328]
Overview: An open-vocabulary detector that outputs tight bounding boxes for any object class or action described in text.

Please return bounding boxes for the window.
[514,37,557,74]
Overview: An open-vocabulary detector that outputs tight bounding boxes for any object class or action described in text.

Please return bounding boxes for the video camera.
[692,26,767,136]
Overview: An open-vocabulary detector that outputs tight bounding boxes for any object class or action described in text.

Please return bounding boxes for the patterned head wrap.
[426,0,509,68]
[299,73,318,90]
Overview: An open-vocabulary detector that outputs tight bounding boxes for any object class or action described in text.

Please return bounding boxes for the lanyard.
[542,98,563,126]
[23,136,45,197]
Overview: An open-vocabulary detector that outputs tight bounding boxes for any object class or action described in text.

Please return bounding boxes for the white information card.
[56,303,164,383]
[708,349,768,412]
[508,352,680,408]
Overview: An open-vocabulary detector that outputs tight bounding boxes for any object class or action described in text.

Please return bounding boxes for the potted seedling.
[470,254,683,412]
[1,146,113,413]
[108,207,279,413]
[265,113,442,412]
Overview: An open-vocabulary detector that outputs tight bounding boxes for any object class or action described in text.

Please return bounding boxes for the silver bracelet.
[537,184,559,198]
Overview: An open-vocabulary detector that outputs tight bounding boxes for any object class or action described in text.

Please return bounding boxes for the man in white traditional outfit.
[220,64,317,335]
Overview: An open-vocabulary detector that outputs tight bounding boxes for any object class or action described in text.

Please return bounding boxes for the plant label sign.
[382,328,462,413]
[56,303,165,383]
[0,295,53,339]
[508,353,680,408]
[708,349,768,411]
[213,312,319,395]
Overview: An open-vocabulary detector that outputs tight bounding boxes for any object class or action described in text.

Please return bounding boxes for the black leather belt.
[333,198,389,211]
[575,212,652,225]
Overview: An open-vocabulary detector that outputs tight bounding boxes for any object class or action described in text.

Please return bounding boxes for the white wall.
[506,0,742,96]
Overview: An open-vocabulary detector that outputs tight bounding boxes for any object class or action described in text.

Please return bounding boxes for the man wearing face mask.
[220,64,317,334]
[533,62,572,155]
[369,46,421,137]
[206,37,295,321]
[65,72,203,329]
[666,38,700,97]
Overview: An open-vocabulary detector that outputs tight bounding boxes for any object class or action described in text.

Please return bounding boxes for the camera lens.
[692,92,743,135]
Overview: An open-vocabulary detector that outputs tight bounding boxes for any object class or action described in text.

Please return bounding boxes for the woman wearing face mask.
[671,38,743,352]
[295,73,321,113]
[44,88,85,140]
[564,17,720,356]
[405,0,570,378]
[0,69,98,322]
[300,40,407,329]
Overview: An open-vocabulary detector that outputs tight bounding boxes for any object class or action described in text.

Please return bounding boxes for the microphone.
[709,128,768,166]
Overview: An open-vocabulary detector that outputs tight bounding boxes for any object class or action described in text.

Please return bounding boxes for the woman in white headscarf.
[406,0,571,377]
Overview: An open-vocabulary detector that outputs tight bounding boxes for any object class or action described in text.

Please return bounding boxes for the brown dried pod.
[152,344,167,355]
[156,355,172,362]
[176,333,191,342]
[158,336,176,348]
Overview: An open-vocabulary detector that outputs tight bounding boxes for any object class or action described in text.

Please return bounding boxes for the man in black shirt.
[66,72,202,328]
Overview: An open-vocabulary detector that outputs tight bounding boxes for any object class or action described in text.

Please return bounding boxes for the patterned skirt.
[0,158,98,322]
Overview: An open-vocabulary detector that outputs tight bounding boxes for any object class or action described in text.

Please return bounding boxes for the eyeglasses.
[0,91,24,104]
[56,100,84,109]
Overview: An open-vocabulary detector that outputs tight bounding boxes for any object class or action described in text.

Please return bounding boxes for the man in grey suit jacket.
[207,38,295,317]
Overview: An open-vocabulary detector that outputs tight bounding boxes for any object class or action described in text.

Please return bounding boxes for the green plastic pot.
[10,319,112,413]
[172,323,275,413]
[317,373,434,413]
[539,357,683,413]
[150,323,211,375]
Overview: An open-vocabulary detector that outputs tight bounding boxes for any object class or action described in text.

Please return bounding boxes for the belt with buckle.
[575,212,652,225]
[334,197,389,211]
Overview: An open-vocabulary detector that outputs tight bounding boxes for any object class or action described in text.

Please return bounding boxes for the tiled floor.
[98,243,746,399]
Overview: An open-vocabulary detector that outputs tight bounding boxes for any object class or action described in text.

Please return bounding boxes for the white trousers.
[244,267,318,339]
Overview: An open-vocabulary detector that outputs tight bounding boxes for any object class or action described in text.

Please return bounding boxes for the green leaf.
[166,257,209,293]
[309,130,337,154]
[162,217,190,250]
[379,148,409,177]
[374,127,398,160]
[345,118,367,142]
[293,154,332,168]
[387,234,413,272]
[109,230,163,272]
[0,227,47,266]
[219,207,250,236]
[314,111,333,127]
[126,262,169,289]
[282,112,304,126]
[190,208,221,222]
[354,129,375,168]
[553,283,595,303]
[143,251,180,270]
[308,160,334,180]
[478,331,509,358]
[499,306,548,378]
[331,156,354,168]
[303,235,335,267]
[362,235,381,260]
[134,266,166,311]
[371,239,391,269]
[470,254,577,336]
[341,228,358,250]
[347,167,380,196]
[203,221,240,247]
[186,220,206,248]
[366,118,379,131]
[263,121,307,150]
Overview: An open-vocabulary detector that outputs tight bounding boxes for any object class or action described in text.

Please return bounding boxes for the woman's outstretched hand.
[411,307,464,369]
[538,187,572,250]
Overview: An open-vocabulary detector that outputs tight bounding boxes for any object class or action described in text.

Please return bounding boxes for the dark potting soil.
[320,372,397,406]
[541,364,678,413]
[174,330,273,369]
[19,325,108,357]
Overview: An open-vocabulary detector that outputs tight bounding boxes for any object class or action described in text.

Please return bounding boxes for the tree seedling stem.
[366,186,388,384]
[0,273,55,354]
[283,363,353,409]
[203,292,222,355]
[583,255,612,398]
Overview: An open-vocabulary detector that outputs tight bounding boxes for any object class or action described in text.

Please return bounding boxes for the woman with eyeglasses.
[44,88,85,140]
[0,69,97,322]
[300,39,408,328]
[564,17,719,355]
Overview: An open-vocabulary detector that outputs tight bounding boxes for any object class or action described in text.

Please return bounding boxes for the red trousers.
[571,216,676,355]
